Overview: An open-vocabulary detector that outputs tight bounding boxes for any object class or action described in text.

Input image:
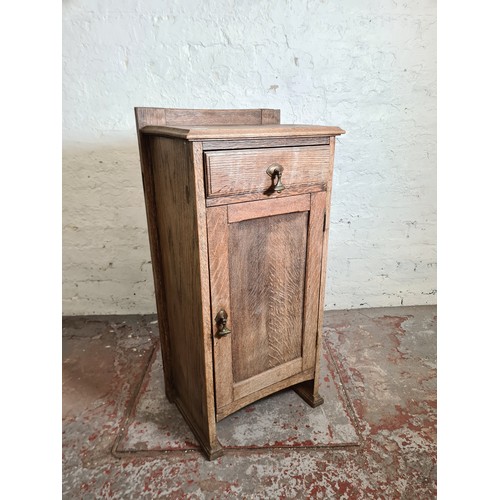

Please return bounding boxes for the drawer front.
[204,145,330,200]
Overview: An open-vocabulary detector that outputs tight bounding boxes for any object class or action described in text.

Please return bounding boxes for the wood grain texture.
[206,206,234,410]
[134,109,174,402]
[205,184,325,207]
[150,136,217,455]
[227,193,310,223]
[301,191,326,371]
[135,108,344,455]
[190,141,221,452]
[228,210,308,384]
[216,367,314,421]
[172,392,222,460]
[142,124,346,140]
[205,145,330,199]
[233,358,303,401]
[202,136,329,151]
[135,107,280,128]
[135,107,171,129]
[261,108,281,124]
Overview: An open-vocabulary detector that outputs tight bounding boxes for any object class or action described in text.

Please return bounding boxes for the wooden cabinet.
[135,108,345,459]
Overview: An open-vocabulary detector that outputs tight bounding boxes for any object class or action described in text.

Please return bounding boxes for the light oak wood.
[190,141,222,456]
[216,367,315,421]
[228,210,308,382]
[135,107,344,459]
[134,109,174,403]
[206,205,234,410]
[207,193,328,420]
[261,108,281,124]
[205,184,325,207]
[202,136,330,151]
[149,136,221,458]
[136,107,280,128]
[233,358,303,400]
[227,193,310,223]
[301,191,326,371]
[142,123,346,140]
[205,145,330,199]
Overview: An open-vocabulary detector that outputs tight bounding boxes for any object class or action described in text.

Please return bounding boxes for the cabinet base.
[293,381,324,408]
[173,394,224,460]
[203,442,224,461]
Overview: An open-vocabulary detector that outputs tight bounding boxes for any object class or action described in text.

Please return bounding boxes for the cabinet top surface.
[141,124,346,141]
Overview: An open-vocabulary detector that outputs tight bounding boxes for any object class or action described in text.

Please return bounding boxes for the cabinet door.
[207,192,326,419]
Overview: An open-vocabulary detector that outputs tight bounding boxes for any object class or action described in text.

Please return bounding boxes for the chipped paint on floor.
[62,306,437,498]
[116,344,360,453]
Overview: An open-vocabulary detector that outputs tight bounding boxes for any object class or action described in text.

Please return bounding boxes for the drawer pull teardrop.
[266,163,286,193]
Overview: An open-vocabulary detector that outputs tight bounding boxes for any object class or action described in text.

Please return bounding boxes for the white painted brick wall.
[63,0,436,315]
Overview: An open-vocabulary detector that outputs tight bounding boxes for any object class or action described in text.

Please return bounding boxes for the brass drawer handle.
[215,309,231,337]
[266,163,286,193]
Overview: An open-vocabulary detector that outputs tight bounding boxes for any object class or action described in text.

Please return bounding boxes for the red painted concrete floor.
[62,306,436,499]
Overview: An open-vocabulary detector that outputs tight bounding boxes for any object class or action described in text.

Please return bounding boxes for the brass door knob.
[266,163,286,193]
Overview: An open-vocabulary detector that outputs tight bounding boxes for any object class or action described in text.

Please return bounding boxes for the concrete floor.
[62,306,436,499]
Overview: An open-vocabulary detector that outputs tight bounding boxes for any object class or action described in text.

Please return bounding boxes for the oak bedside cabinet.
[135,107,345,459]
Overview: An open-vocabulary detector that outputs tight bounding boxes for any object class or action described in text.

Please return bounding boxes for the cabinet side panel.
[135,113,174,401]
[150,136,208,435]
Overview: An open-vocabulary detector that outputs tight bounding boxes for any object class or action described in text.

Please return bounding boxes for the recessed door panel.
[228,211,308,382]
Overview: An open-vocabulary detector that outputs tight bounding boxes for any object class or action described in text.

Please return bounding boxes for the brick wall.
[63,0,436,314]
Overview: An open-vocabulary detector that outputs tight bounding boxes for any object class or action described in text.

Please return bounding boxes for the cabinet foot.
[202,441,224,461]
[293,381,324,408]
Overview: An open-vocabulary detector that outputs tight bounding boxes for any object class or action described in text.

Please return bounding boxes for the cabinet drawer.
[204,145,330,200]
